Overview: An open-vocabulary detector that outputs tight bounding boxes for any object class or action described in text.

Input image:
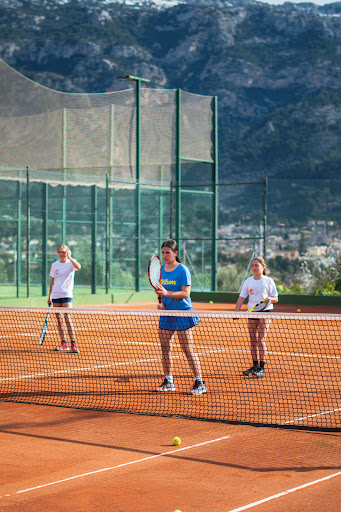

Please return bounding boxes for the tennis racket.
[248,298,271,312]
[39,304,51,345]
[148,255,162,304]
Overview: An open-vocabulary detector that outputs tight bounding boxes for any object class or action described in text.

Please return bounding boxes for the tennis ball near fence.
[172,436,181,446]
[297,309,301,312]
[209,300,213,304]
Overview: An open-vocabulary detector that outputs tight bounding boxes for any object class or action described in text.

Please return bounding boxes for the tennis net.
[0,307,340,431]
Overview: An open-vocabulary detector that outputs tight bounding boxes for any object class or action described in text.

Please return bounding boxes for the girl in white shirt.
[235,257,278,378]
[48,244,81,353]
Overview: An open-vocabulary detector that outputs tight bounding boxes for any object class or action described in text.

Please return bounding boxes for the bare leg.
[248,319,259,363]
[177,328,202,377]
[54,303,67,341]
[62,302,76,342]
[158,328,175,375]
[256,317,271,362]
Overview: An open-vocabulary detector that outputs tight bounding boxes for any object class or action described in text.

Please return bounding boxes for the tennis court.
[1,301,340,511]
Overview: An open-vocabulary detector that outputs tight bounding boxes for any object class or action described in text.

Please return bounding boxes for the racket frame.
[39,304,51,345]
[247,298,271,312]
[148,255,162,304]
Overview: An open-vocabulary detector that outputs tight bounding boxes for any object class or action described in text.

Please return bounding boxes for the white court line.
[0,435,231,500]
[196,346,340,361]
[1,345,242,382]
[1,333,42,339]
[0,322,156,340]
[0,356,162,382]
[0,347,232,382]
[1,328,339,362]
[2,344,340,383]
[279,407,341,425]
[227,471,341,512]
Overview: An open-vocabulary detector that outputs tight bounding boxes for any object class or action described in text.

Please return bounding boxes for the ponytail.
[161,239,182,263]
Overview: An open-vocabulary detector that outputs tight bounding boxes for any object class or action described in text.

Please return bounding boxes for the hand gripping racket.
[148,255,162,304]
[39,304,51,345]
[248,298,271,312]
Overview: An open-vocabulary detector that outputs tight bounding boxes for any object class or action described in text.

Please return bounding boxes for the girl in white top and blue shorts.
[235,257,278,378]
[48,244,81,353]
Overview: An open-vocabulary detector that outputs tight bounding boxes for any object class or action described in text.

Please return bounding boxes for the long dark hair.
[161,239,182,263]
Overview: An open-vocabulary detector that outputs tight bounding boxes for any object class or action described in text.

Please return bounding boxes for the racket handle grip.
[158,296,162,304]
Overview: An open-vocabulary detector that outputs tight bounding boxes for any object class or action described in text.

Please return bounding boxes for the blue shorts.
[52,297,73,304]
[159,312,201,331]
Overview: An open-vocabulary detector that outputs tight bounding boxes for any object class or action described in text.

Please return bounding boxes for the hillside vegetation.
[0,0,341,211]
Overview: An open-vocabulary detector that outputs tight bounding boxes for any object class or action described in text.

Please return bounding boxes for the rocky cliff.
[1,0,341,180]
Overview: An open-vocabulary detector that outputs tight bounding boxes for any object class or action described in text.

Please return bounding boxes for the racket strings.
[149,259,161,287]
[251,298,271,312]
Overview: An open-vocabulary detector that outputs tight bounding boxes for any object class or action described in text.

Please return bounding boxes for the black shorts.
[52,297,73,304]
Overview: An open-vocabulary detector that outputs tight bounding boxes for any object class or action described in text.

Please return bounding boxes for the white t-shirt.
[50,260,78,299]
[239,276,278,311]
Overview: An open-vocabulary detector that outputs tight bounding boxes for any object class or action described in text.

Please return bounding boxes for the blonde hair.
[57,244,69,252]
[252,256,269,276]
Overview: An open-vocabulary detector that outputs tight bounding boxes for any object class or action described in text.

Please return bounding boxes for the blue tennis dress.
[159,263,200,331]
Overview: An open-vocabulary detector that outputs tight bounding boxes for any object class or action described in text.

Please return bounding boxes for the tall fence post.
[212,95,219,291]
[26,167,30,298]
[91,184,98,294]
[158,166,164,249]
[62,108,67,242]
[263,176,268,258]
[16,180,22,298]
[42,182,48,296]
[176,89,181,243]
[135,81,141,292]
[105,175,110,294]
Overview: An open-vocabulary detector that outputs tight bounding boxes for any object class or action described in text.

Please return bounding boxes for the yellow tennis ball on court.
[209,300,213,304]
[172,436,181,446]
[297,309,301,312]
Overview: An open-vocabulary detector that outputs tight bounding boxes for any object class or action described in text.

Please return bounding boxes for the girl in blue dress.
[154,239,206,395]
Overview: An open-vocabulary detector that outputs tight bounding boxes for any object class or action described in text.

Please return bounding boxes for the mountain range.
[0,0,341,183]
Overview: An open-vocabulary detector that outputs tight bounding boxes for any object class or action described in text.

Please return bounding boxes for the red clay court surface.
[1,301,340,512]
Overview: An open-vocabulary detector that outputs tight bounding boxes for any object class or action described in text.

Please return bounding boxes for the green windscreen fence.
[2,177,341,295]
[0,58,219,295]
[1,59,341,296]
